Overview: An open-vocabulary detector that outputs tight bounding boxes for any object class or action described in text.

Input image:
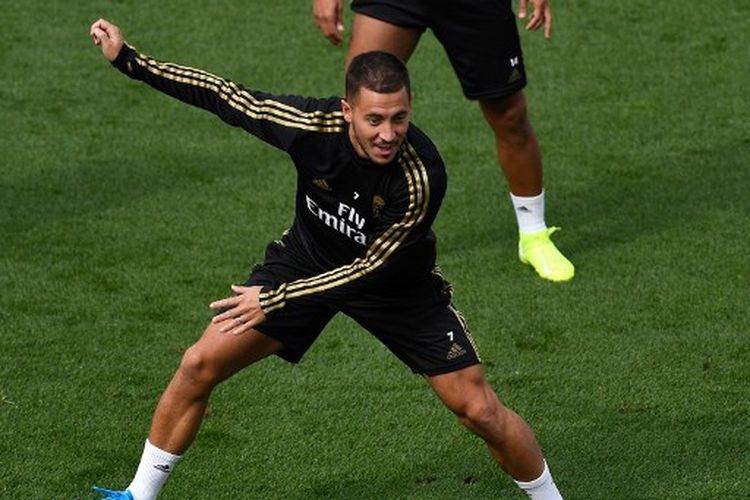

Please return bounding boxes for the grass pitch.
[1,1,748,498]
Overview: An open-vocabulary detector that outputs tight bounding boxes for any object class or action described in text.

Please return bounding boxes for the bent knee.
[178,344,223,387]
[443,381,510,435]
[460,396,505,429]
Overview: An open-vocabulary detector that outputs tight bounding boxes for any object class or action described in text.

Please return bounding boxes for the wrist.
[110,42,135,74]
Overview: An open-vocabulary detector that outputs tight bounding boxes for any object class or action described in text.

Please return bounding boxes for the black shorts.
[351,0,527,100]
[245,241,481,376]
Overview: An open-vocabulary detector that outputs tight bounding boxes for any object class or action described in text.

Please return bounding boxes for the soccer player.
[89,18,563,500]
[312,0,575,282]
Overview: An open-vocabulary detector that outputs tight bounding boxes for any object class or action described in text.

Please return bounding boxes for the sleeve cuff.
[110,42,137,76]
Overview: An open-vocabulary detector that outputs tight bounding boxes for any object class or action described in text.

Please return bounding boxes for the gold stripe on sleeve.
[133,52,345,132]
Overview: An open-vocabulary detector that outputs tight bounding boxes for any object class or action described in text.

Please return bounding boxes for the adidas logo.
[447,342,467,360]
[517,206,531,213]
[312,178,332,191]
[154,464,171,473]
[507,68,522,83]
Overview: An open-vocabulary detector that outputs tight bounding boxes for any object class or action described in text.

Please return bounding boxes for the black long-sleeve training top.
[111,43,448,316]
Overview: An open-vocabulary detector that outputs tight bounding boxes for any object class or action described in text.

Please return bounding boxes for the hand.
[90,18,125,61]
[518,0,553,39]
[313,0,345,45]
[210,285,267,335]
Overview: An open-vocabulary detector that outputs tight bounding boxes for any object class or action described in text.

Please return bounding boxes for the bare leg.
[148,323,283,454]
[427,364,544,482]
[479,91,543,197]
[346,13,422,67]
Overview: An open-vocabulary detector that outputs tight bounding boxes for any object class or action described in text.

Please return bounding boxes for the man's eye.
[368,118,380,126]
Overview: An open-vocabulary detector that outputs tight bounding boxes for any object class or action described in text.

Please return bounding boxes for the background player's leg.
[427,365,562,498]
[479,91,541,197]
[480,91,574,282]
[346,13,422,67]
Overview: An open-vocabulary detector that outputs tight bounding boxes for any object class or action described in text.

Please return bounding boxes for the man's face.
[342,87,411,165]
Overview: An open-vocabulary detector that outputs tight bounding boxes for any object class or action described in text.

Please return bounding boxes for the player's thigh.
[348,13,422,66]
[184,321,283,383]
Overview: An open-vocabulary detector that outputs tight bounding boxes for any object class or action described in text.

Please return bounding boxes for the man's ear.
[341,98,353,123]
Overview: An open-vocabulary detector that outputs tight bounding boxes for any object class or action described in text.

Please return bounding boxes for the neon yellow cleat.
[518,227,575,282]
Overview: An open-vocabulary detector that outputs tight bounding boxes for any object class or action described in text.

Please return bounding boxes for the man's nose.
[379,123,396,142]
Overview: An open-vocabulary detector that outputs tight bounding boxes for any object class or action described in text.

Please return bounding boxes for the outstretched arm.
[518,0,553,39]
[88,18,344,152]
[312,0,345,45]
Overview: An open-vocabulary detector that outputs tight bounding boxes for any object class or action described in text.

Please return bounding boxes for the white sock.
[514,460,563,500]
[510,190,547,234]
[127,440,182,500]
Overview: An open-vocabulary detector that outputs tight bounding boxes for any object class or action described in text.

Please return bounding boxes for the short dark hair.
[345,51,411,102]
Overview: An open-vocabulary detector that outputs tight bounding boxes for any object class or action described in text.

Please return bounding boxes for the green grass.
[1,1,749,498]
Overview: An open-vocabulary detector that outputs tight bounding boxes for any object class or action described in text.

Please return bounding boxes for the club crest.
[372,195,386,218]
